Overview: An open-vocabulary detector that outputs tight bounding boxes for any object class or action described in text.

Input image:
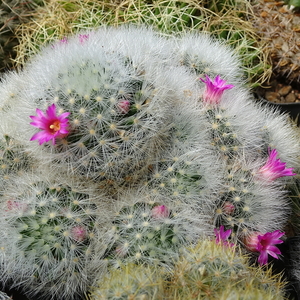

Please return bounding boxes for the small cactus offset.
[175,32,243,85]
[0,25,298,298]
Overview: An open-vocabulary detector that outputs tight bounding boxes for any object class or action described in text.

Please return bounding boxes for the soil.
[251,0,300,105]
[255,76,300,103]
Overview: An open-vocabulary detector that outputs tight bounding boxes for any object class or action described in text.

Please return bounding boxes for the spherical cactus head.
[104,188,210,266]
[169,239,286,299]
[88,262,164,300]
[0,172,110,300]
[15,28,180,185]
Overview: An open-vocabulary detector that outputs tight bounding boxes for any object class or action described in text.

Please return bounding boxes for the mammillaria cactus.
[88,262,165,300]
[168,239,286,300]
[104,188,213,266]
[89,239,286,300]
[10,30,178,184]
[252,0,300,84]
[0,25,298,298]
[175,33,243,85]
[0,172,112,300]
[196,72,297,251]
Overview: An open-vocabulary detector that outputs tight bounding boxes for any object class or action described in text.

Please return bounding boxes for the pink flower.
[59,37,68,44]
[5,200,27,212]
[200,75,234,105]
[117,100,130,114]
[214,225,234,247]
[222,201,235,215]
[79,34,89,44]
[244,230,285,265]
[258,148,296,181]
[70,226,87,242]
[151,205,170,219]
[30,104,70,145]
[51,37,68,49]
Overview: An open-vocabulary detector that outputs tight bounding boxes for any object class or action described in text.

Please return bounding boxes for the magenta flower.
[214,225,234,247]
[244,230,285,265]
[151,205,170,219]
[200,75,234,105]
[59,37,68,44]
[258,148,296,181]
[30,104,70,145]
[51,37,68,49]
[79,34,89,44]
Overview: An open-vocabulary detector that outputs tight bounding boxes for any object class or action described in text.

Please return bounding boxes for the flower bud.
[151,205,169,219]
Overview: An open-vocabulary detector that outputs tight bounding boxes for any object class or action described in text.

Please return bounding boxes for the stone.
[278,85,292,96]
[286,92,296,103]
[265,91,279,102]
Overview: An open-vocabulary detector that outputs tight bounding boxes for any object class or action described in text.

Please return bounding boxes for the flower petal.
[258,251,269,265]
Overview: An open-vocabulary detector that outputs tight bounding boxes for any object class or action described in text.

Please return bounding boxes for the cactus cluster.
[0,25,298,299]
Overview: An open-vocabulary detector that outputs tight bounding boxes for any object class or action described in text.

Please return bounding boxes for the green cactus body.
[88,262,165,300]
[0,174,110,300]
[105,201,187,265]
[90,239,286,300]
[0,134,34,193]
[12,30,179,186]
[33,55,170,183]
[168,240,286,300]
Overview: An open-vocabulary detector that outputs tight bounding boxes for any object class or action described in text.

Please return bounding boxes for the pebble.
[286,92,296,102]
[278,85,292,96]
[265,91,279,102]
[256,79,300,103]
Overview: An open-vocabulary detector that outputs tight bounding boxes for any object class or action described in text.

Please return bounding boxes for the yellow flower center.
[49,120,61,132]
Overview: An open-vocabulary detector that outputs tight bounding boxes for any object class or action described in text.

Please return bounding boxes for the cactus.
[0,291,11,300]
[0,25,298,298]
[252,0,300,84]
[88,262,165,300]
[89,239,286,300]
[0,133,35,196]
[8,26,190,186]
[194,73,298,244]
[287,235,300,297]
[103,187,212,267]
[174,32,243,85]
[0,172,111,300]
[168,239,286,300]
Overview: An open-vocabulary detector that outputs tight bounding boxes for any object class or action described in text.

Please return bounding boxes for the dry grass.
[0,0,41,71]
[12,0,272,86]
